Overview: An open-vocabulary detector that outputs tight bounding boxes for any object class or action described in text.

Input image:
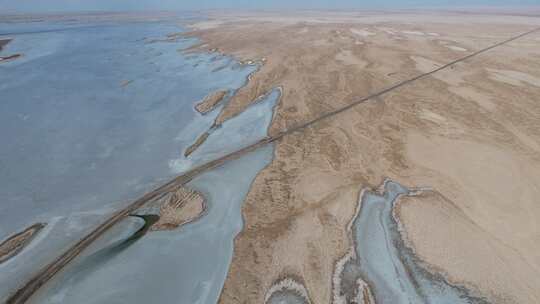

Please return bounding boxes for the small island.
[195,90,228,114]
[0,223,46,264]
[151,187,206,231]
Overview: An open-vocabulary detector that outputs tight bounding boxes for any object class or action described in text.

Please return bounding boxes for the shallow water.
[0,18,259,300]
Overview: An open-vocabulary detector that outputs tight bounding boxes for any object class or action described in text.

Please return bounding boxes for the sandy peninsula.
[149,187,206,231]
[196,90,228,114]
[0,223,45,265]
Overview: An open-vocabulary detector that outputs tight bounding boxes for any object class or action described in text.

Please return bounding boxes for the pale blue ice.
[0,18,260,301]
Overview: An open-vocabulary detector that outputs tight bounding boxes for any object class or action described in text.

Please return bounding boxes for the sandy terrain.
[149,187,206,231]
[0,223,45,264]
[195,90,228,114]
[184,131,211,157]
[183,10,540,304]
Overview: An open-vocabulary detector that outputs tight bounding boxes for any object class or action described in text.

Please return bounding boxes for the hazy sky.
[0,0,538,12]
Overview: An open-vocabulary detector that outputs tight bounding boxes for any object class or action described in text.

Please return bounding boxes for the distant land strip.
[7,25,540,304]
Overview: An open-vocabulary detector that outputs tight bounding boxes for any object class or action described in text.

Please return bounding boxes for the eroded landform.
[0,224,45,265]
[183,10,540,304]
[195,90,229,114]
[2,9,540,304]
[332,181,488,304]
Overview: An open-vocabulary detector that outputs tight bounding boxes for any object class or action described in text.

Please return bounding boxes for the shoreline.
[7,11,540,303]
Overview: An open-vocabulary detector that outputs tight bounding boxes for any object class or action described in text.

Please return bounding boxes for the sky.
[0,0,538,12]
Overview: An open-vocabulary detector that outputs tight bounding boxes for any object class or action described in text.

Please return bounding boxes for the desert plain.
[182,10,540,304]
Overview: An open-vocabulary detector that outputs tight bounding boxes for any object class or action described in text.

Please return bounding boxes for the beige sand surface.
[185,11,540,304]
[0,223,45,264]
[184,131,210,157]
[195,90,228,114]
[150,187,206,231]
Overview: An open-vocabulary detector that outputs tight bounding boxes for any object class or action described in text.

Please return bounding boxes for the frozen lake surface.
[28,145,275,304]
[0,17,273,301]
[351,181,487,304]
